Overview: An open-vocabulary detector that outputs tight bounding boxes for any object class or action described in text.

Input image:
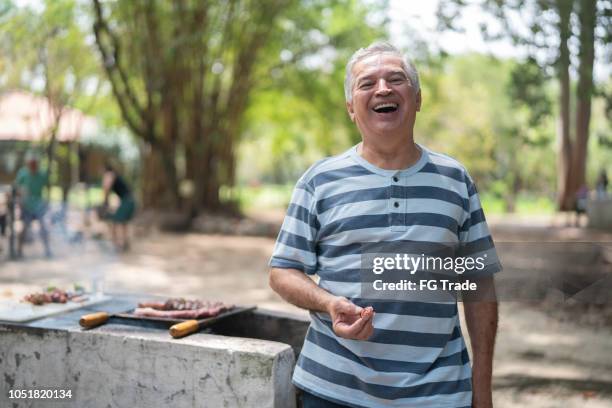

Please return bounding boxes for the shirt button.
[393,176,399,182]
[393,202,399,208]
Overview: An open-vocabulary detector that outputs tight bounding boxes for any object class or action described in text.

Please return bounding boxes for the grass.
[480,192,556,215]
[49,186,105,209]
[221,184,294,212]
[48,183,557,216]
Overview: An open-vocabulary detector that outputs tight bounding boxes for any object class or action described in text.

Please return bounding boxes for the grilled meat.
[133,304,231,319]
[137,298,220,311]
[23,288,82,305]
[134,298,232,319]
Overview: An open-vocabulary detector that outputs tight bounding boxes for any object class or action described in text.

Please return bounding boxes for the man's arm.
[269,267,374,340]
[463,276,498,408]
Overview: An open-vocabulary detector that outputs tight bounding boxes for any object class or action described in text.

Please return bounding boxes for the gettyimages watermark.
[360,241,612,303]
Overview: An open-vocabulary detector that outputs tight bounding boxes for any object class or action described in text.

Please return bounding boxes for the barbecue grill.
[0,293,309,408]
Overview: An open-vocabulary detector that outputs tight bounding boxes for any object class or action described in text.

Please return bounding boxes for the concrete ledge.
[0,322,296,408]
[213,308,310,357]
[588,198,612,230]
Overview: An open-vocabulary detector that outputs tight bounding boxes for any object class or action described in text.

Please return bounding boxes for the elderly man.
[269,42,500,408]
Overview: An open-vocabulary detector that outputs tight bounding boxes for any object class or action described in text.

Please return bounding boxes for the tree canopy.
[1,0,610,216]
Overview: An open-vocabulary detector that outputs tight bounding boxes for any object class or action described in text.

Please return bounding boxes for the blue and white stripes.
[270,144,501,407]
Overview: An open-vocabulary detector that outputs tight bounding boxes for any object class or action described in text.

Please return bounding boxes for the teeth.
[373,103,398,110]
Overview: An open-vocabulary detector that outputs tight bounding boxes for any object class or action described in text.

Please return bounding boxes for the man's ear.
[346,100,356,122]
[416,90,422,112]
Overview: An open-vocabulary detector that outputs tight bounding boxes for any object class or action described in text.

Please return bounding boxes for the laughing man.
[269,42,500,408]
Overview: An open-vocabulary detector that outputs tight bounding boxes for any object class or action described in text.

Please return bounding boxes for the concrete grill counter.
[0,294,309,408]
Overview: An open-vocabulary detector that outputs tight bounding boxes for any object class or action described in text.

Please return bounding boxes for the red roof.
[0,91,98,142]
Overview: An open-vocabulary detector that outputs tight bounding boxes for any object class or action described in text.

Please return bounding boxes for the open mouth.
[372,103,398,113]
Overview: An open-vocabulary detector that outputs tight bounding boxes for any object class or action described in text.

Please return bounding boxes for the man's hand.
[268,268,375,341]
[328,297,374,340]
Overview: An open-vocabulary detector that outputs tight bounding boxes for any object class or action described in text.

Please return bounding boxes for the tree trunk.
[570,0,597,201]
[556,0,574,211]
[200,146,221,210]
[141,143,180,209]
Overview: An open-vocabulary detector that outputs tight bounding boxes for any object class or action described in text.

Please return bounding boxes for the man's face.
[27,159,38,172]
[346,54,421,139]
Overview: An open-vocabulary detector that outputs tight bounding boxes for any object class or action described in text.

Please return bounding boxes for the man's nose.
[374,79,391,95]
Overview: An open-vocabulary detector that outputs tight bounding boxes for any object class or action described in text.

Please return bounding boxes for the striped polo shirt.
[270,144,501,408]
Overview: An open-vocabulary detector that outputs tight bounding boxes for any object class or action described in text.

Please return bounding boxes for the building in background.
[0,90,99,186]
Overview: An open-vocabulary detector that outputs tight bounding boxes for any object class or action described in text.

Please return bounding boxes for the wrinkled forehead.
[351,53,407,80]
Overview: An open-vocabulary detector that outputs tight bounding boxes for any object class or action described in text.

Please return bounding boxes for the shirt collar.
[348,142,429,177]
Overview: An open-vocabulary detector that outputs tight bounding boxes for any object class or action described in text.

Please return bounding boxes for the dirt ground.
[1,210,611,407]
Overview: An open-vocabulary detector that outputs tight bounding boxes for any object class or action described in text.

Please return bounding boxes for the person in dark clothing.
[0,189,7,255]
[103,163,135,251]
[0,191,6,236]
[596,169,609,199]
[573,183,589,227]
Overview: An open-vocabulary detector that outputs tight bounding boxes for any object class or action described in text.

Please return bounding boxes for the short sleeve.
[269,181,319,275]
[458,176,502,277]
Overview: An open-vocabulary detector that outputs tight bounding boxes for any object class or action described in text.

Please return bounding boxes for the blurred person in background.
[102,162,135,252]
[15,155,52,258]
[596,169,608,199]
[574,183,589,227]
[0,189,7,255]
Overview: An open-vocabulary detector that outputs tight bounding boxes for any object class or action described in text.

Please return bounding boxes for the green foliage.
[239,0,386,184]
[437,0,610,211]
[240,47,603,214]
[0,0,103,106]
[4,0,610,215]
[508,57,552,128]
[0,0,123,141]
[415,53,557,199]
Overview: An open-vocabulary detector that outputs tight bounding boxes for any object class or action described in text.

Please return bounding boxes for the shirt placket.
[389,173,407,232]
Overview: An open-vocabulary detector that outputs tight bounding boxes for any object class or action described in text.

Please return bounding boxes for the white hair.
[344,41,420,102]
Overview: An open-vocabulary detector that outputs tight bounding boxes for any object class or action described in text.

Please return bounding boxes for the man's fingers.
[353,314,375,340]
[338,318,373,341]
[337,313,372,339]
[333,322,354,338]
[330,299,376,340]
[355,325,374,341]
[333,315,364,337]
[360,306,374,319]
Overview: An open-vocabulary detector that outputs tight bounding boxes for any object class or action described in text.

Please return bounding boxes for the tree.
[92,0,282,212]
[437,0,609,210]
[92,0,387,215]
[571,0,598,207]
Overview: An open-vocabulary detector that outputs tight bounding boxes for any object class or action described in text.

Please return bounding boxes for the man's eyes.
[358,77,405,88]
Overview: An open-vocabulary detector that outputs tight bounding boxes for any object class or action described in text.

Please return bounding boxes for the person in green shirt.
[15,156,52,258]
